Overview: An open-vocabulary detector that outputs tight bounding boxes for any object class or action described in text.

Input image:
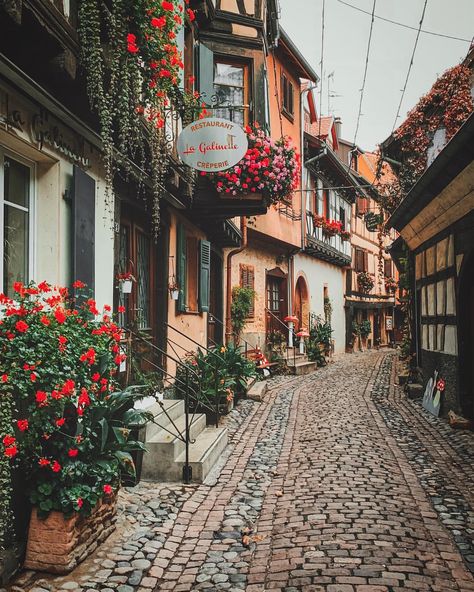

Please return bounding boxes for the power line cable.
[391,0,429,133]
[336,0,470,43]
[352,0,377,150]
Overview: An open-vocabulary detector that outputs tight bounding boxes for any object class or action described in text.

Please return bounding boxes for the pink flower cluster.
[204,124,300,205]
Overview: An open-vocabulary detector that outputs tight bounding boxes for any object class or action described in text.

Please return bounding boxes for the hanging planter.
[204,123,300,206]
[340,230,351,242]
[357,271,375,293]
[116,273,136,294]
[322,219,342,238]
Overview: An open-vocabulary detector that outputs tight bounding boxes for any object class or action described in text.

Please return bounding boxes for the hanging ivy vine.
[78,0,197,232]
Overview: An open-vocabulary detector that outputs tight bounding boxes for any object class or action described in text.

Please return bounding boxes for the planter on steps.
[24,494,117,574]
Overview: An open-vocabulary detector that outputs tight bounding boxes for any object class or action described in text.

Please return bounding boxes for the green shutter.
[197,42,214,105]
[177,224,187,313]
[199,240,211,313]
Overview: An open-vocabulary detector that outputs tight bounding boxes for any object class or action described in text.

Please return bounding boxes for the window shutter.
[197,43,214,104]
[240,264,255,317]
[199,240,211,312]
[364,251,369,272]
[384,259,392,277]
[339,206,346,230]
[73,165,95,296]
[289,81,294,115]
[357,196,367,215]
[176,224,187,312]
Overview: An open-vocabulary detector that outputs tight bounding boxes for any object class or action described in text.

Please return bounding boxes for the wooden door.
[266,273,287,336]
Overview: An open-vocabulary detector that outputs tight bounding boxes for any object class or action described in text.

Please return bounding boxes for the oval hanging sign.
[177,117,248,172]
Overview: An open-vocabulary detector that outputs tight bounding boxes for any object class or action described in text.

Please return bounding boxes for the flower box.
[24,494,117,574]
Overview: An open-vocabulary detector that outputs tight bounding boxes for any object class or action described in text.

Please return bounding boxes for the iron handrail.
[264,307,298,367]
[165,321,226,364]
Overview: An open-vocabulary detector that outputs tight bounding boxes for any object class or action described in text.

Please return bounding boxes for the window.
[214,60,248,126]
[323,188,330,219]
[282,73,294,118]
[339,206,346,230]
[1,150,34,298]
[355,248,368,272]
[176,224,210,314]
[384,258,393,278]
[240,264,255,317]
[186,236,199,312]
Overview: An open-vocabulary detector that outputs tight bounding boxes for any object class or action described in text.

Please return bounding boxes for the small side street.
[10,350,474,592]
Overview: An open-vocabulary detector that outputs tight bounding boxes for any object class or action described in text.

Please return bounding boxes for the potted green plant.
[0,281,150,574]
[219,344,257,400]
[357,271,375,294]
[359,319,371,350]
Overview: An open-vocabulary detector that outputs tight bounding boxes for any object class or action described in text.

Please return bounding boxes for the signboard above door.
[177,117,248,172]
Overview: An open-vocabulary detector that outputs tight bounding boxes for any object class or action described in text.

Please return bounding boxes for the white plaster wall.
[294,253,346,353]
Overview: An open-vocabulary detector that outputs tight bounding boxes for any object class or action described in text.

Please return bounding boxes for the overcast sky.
[280,0,473,150]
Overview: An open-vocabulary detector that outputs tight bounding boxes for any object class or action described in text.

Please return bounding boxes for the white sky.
[280,0,473,150]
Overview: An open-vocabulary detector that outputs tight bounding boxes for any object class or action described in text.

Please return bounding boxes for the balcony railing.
[304,211,351,266]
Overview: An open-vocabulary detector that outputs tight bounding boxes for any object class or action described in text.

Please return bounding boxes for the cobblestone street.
[10,351,474,592]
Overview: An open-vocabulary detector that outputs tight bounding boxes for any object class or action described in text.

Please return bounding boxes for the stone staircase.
[139,399,228,482]
[286,348,318,375]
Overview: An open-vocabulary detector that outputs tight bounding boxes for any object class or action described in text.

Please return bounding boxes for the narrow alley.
[12,351,474,592]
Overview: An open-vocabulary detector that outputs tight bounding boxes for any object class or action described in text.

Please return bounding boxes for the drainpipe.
[225,217,247,344]
[300,83,319,251]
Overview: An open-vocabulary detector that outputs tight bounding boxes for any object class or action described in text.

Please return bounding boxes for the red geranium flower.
[103,484,113,495]
[3,435,15,446]
[15,320,29,333]
[17,419,29,432]
[5,446,18,458]
[35,390,48,406]
[68,448,79,458]
[37,281,50,292]
[1,374,7,383]
[92,372,100,382]
[39,458,50,467]
[40,316,50,326]
[55,418,66,427]
[51,460,61,473]
[187,8,195,21]
[73,280,86,288]
[151,16,166,28]
[76,498,83,509]
[30,373,37,382]
[55,308,67,324]
[162,0,174,10]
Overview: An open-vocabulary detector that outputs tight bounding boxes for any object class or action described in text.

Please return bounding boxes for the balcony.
[304,212,351,267]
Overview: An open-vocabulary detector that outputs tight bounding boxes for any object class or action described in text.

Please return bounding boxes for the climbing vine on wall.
[78,0,196,232]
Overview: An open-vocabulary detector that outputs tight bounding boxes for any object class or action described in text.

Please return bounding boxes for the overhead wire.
[352,0,377,151]
[336,0,471,43]
[391,0,429,133]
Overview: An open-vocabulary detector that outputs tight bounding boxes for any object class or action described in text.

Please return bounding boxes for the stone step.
[143,399,185,441]
[247,380,268,402]
[287,360,318,376]
[142,412,207,469]
[175,427,228,482]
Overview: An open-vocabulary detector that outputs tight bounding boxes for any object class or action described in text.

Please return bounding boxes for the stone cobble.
[372,354,474,575]
[246,351,474,591]
[8,351,474,592]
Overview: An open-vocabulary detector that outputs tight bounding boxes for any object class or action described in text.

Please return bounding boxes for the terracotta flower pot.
[24,494,117,574]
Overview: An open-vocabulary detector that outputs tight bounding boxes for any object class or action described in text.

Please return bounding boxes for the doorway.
[208,250,224,346]
[266,268,288,337]
[294,276,309,329]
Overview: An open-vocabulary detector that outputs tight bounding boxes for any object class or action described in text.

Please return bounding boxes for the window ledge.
[282,109,294,123]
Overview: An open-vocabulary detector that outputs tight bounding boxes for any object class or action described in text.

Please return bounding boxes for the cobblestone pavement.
[8,351,474,592]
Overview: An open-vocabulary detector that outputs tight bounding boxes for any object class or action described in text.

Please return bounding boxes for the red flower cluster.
[205,124,300,206]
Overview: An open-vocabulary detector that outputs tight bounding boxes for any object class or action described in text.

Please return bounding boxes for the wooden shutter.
[199,240,211,313]
[384,258,393,277]
[355,248,364,272]
[197,43,214,104]
[364,251,369,272]
[357,196,367,215]
[73,165,95,296]
[288,80,294,115]
[176,224,187,313]
[339,206,346,230]
[240,264,255,317]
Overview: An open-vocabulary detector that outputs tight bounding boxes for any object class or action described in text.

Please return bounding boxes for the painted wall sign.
[385,316,393,331]
[177,117,248,172]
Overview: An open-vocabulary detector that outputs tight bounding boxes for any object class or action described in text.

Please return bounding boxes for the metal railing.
[265,308,298,367]
[207,313,256,357]
[127,327,227,483]
[305,211,351,258]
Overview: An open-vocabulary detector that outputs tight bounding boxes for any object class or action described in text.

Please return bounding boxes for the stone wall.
[24,495,117,574]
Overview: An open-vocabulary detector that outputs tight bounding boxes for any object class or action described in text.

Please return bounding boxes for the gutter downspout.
[225,217,248,344]
[300,83,319,251]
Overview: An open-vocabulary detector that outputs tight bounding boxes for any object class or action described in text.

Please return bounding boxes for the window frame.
[213,57,250,126]
[0,146,36,296]
[281,72,294,120]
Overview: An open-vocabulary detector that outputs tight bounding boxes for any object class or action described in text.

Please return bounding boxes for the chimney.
[334,117,342,139]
